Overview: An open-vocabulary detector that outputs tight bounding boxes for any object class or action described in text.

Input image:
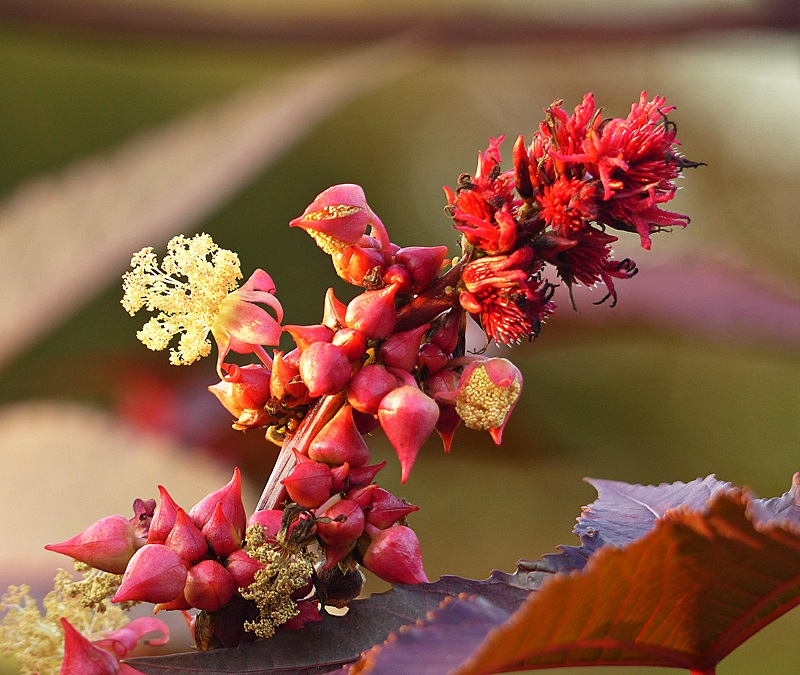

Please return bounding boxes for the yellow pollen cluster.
[455,364,521,430]
[239,524,315,639]
[306,228,352,256]
[121,233,242,366]
[0,566,127,675]
[303,204,362,221]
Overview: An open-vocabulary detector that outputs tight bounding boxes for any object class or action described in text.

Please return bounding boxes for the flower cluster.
[17,92,697,664]
[446,92,696,344]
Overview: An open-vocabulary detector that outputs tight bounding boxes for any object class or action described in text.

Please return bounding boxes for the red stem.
[255,392,346,511]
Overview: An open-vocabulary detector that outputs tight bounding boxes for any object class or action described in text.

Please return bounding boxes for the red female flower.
[459,247,553,345]
[536,226,638,306]
[549,92,692,249]
[535,175,597,236]
[444,136,519,255]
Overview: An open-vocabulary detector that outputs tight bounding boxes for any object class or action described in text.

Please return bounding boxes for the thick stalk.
[255,392,346,511]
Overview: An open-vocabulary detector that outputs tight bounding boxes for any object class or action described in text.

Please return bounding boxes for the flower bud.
[147,485,180,544]
[435,403,461,454]
[331,328,368,362]
[154,594,192,613]
[184,559,236,612]
[316,499,365,569]
[281,460,333,508]
[353,408,380,434]
[346,483,378,508]
[378,386,439,483]
[379,324,428,372]
[348,460,386,487]
[283,324,334,352]
[209,363,273,428]
[366,488,419,529]
[202,503,243,558]
[361,524,428,584]
[429,308,463,355]
[307,404,370,467]
[381,264,412,292]
[333,245,386,286]
[347,363,398,415]
[416,342,447,375]
[330,462,351,493]
[269,349,310,405]
[322,287,347,330]
[188,468,247,538]
[46,515,140,575]
[394,246,449,291]
[59,618,119,674]
[165,508,208,563]
[345,285,398,339]
[298,341,352,397]
[113,544,188,604]
[290,184,372,253]
[247,509,284,539]
[513,134,534,199]
[225,548,265,589]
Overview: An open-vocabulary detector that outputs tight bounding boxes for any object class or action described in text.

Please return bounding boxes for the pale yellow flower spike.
[121,234,242,366]
[0,567,126,675]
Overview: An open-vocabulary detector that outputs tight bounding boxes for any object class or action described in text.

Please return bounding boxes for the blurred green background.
[1,1,799,673]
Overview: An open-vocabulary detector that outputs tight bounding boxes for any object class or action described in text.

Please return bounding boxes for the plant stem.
[689,668,716,674]
[255,392,346,511]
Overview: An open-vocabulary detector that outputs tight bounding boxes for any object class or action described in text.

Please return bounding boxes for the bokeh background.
[1,0,799,672]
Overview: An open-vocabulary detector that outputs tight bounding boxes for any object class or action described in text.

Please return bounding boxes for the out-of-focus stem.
[689,668,716,675]
[255,392,346,511]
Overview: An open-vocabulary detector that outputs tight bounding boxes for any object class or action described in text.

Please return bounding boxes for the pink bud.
[113,544,188,604]
[147,485,180,544]
[332,328,368,362]
[188,468,247,538]
[362,524,428,584]
[165,508,208,563]
[202,503,243,558]
[381,264,412,292]
[417,342,448,374]
[283,324,334,352]
[348,460,386,487]
[59,618,119,674]
[247,509,284,539]
[366,488,419,529]
[298,341,352,397]
[429,308,463,355]
[330,462,351,493]
[333,245,386,286]
[345,285,398,339]
[379,324,429,372]
[184,559,236,611]
[281,461,333,508]
[378,386,439,483]
[395,246,449,291]
[209,363,272,416]
[46,515,140,575]
[270,350,310,406]
[322,287,347,330]
[346,483,378,508]
[316,499,365,569]
[225,548,265,589]
[308,404,370,467]
[290,184,371,247]
[346,363,398,415]
[434,403,461,454]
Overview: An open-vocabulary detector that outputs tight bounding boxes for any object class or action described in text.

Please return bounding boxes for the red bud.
[184,559,236,611]
[148,485,180,544]
[379,324,429,372]
[308,404,369,467]
[283,324,334,352]
[165,508,208,563]
[225,549,265,589]
[332,328,368,362]
[345,285,398,339]
[346,363,398,415]
[362,524,428,584]
[46,515,140,575]
[378,386,439,483]
[316,499,365,569]
[113,544,188,604]
[188,468,247,538]
[298,342,352,397]
[395,246,449,291]
[202,503,243,558]
[281,461,333,508]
